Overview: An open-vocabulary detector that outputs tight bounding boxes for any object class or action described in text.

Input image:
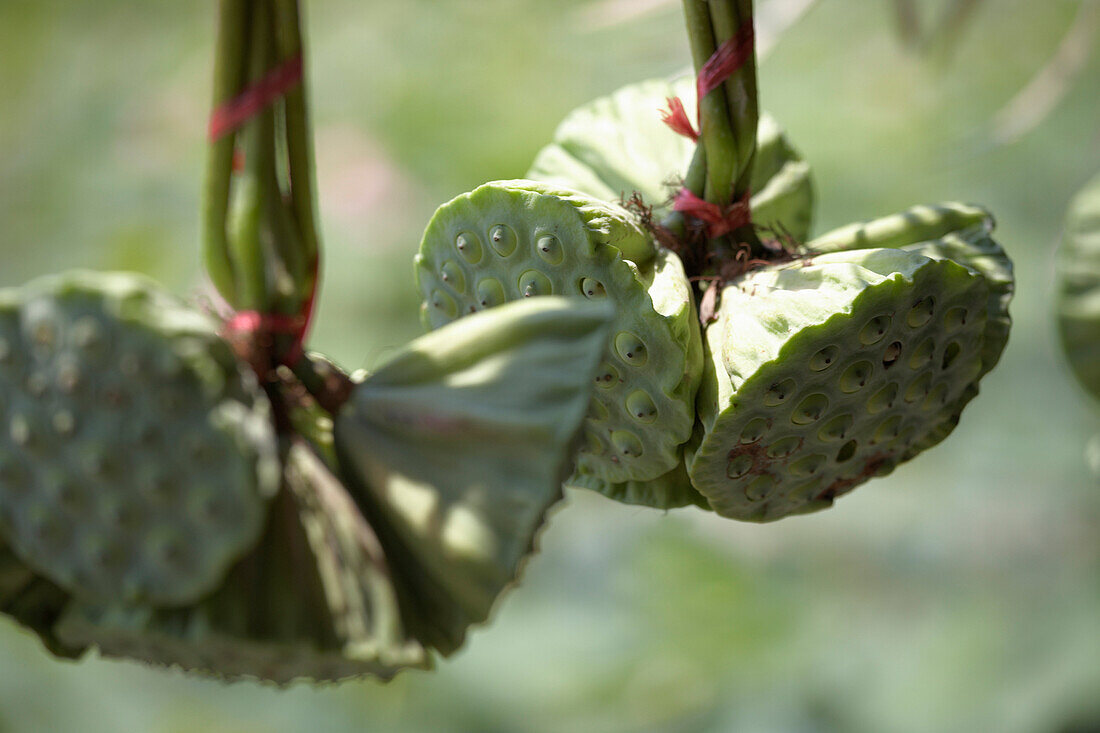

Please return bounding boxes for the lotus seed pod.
[335,297,612,654]
[809,203,1014,381]
[0,540,83,659]
[0,271,279,606]
[689,247,999,521]
[56,440,429,684]
[1056,172,1100,401]
[415,181,703,496]
[527,76,814,240]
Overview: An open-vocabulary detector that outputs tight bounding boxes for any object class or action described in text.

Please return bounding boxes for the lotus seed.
[71,317,104,353]
[611,430,643,458]
[518,270,553,298]
[867,383,899,413]
[818,414,854,442]
[836,440,857,462]
[792,393,829,425]
[923,383,949,410]
[810,345,839,371]
[907,297,935,328]
[455,232,483,264]
[904,373,932,403]
[536,235,563,265]
[859,315,892,345]
[873,415,903,444]
[764,379,796,406]
[580,278,606,299]
[839,361,873,393]
[767,436,801,459]
[944,306,968,330]
[51,410,76,436]
[726,453,754,479]
[475,278,505,308]
[488,224,517,257]
[626,390,658,423]
[745,474,776,502]
[9,415,32,447]
[908,337,935,369]
[614,332,648,366]
[440,261,466,294]
[942,342,961,370]
[790,453,826,477]
[740,417,769,443]
[882,341,902,369]
[594,363,619,388]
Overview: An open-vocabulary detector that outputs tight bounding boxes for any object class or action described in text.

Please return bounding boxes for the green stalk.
[710,0,759,245]
[229,0,275,310]
[682,0,736,207]
[273,0,321,303]
[202,0,250,305]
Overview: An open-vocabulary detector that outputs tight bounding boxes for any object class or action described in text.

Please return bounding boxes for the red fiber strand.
[673,188,752,238]
[222,252,318,369]
[661,97,698,141]
[696,25,755,101]
[208,54,303,141]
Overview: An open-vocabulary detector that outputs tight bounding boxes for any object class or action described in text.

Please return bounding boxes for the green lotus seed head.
[689,239,1011,522]
[0,271,279,606]
[414,180,704,500]
[1057,171,1100,400]
[526,75,814,240]
[55,441,430,684]
[334,298,613,655]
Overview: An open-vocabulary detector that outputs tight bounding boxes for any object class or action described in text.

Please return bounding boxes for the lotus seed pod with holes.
[335,297,612,654]
[1057,172,1100,401]
[527,76,814,240]
[0,271,279,606]
[415,181,703,502]
[689,248,996,521]
[56,440,429,685]
[809,203,1014,382]
[0,539,83,659]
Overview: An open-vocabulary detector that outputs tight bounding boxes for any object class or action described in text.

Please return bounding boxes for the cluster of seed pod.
[414,76,1014,520]
[0,271,614,682]
[1057,171,1100,404]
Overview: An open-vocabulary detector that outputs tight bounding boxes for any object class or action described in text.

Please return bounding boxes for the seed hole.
[836,440,857,463]
[942,342,961,370]
[882,341,902,370]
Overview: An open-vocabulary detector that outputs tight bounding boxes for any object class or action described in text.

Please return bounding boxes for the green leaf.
[335,297,613,654]
[527,76,815,240]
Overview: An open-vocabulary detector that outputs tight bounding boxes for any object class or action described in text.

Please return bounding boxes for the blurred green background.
[1,0,1099,731]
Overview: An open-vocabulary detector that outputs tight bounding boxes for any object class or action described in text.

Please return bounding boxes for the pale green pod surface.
[56,441,429,685]
[0,271,279,606]
[808,202,992,255]
[1057,172,1100,401]
[809,203,1014,379]
[0,540,83,659]
[527,76,815,240]
[689,249,992,521]
[415,180,703,492]
[334,297,613,654]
